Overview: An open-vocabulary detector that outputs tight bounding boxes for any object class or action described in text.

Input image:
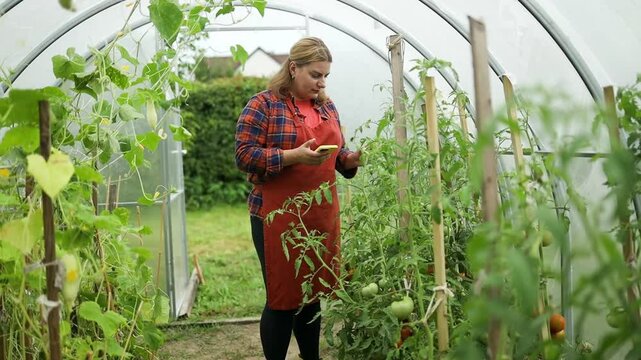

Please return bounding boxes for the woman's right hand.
[283,138,331,166]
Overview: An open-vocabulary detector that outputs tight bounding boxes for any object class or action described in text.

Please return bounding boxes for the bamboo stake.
[501,77,525,171]
[23,178,35,360]
[469,17,502,360]
[39,101,62,360]
[423,76,450,351]
[387,34,411,242]
[457,97,470,141]
[502,76,551,348]
[603,86,641,319]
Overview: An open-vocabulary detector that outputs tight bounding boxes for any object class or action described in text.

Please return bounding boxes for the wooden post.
[424,76,450,351]
[39,101,62,360]
[502,76,551,349]
[387,34,411,242]
[603,86,641,319]
[469,17,502,360]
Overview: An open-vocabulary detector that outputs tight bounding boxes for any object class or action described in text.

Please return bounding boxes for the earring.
[291,74,295,80]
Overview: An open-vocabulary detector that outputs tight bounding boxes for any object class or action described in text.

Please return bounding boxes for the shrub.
[181,76,268,209]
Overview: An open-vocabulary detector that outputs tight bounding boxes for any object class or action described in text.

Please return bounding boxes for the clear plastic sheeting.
[1,0,640,335]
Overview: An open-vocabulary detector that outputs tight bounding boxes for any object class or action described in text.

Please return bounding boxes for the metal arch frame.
[1,0,124,94]
[0,0,20,16]
[10,0,422,94]
[517,0,601,102]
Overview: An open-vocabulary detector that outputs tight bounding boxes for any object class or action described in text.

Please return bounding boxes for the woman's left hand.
[344,150,362,170]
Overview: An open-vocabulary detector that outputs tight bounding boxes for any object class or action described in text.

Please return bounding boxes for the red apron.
[257,100,342,310]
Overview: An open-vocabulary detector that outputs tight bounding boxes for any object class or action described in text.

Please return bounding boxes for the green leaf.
[315,190,322,205]
[52,48,86,80]
[27,150,75,198]
[0,209,43,255]
[153,292,170,324]
[78,301,126,337]
[251,0,266,16]
[94,214,122,232]
[117,45,140,66]
[74,165,104,184]
[105,337,128,356]
[72,73,99,99]
[0,126,39,156]
[216,2,235,16]
[106,66,130,89]
[230,45,248,68]
[137,194,156,206]
[323,186,333,205]
[138,131,162,151]
[169,124,192,141]
[6,89,50,126]
[92,100,113,120]
[118,104,144,122]
[124,146,145,168]
[0,193,20,206]
[149,0,183,46]
[506,248,537,312]
[142,322,165,350]
[57,228,92,250]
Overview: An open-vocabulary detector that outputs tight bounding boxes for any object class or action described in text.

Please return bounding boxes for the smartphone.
[315,144,339,154]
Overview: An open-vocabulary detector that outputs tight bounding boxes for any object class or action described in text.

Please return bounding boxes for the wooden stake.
[388,34,411,242]
[39,101,62,360]
[502,75,551,348]
[457,97,470,141]
[424,76,450,351]
[469,17,502,360]
[501,76,525,170]
[604,86,641,319]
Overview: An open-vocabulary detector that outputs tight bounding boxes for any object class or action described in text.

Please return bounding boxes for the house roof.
[201,47,288,70]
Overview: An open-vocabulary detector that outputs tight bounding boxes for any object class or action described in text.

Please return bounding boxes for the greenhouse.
[0,0,640,359]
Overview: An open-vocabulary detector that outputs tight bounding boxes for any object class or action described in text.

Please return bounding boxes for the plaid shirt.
[235,90,356,217]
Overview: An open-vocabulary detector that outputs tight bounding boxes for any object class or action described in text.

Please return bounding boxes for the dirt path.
[159,321,334,360]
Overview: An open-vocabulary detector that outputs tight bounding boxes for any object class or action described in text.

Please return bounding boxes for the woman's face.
[290,61,331,100]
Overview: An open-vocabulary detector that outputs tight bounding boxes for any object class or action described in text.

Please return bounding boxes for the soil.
[159,321,335,360]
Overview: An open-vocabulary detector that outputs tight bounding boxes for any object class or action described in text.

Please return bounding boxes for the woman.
[235,37,361,360]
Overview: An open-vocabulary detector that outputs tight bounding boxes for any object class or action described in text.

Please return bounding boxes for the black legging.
[251,216,322,360]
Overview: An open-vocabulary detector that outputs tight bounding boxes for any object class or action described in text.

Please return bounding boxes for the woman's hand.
[283,138,331,166]
[343,150,362,170]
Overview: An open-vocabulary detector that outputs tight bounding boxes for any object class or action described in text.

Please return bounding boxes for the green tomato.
[377,278,389,289]
[360,283,379,297]
[390,296,414,320]
[541,230,553,247]
[606,307,626,328]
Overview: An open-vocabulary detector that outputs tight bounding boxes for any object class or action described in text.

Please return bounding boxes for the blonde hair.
[268,37,332,103]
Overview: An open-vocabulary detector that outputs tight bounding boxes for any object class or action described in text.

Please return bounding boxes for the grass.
[186,203,265,319]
